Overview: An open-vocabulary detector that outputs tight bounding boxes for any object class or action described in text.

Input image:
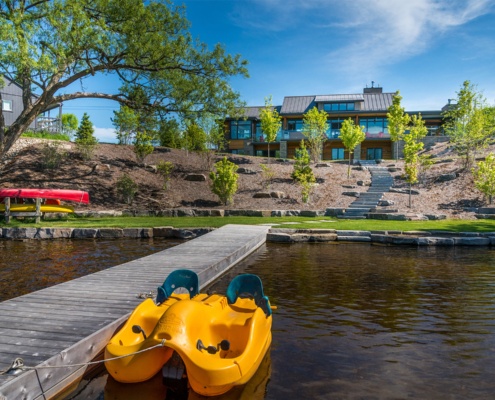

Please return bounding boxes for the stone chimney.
[363,81,383,94]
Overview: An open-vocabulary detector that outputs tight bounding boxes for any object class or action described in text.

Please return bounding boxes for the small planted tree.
[209,157,239,205]
[133,131,154,164]
[260,96,282,163]
[61,113,79,138]
[291,140,316,203]
[387,91,410,161]
[157,161,174,190]
[472,153,495,204]
[302,106,329,163]
[116,173,138,205]
[340,118,366,178]
[403,114,428,207]
[75,113,98,160]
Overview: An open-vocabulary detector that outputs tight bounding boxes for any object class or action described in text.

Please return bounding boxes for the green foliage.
[260,164,275,190]
[21,130,70,141]
[116,173,138,205]
[302,106,329,163]
[133,131,154,163]
[387,91,411,160]
[260,96,282,162]
[157,161,174,190]
[340,118,366,178]
[0,0,248,157]
[75,113,98,160]
[473,153,495,204]
[292,140,316,203]
[184,122,207,152]
[61,114,79,138]
[403,114,428,207]
[443,81,495,168]
[157,118,183,148]
[39,141,66,171]
[209,157,239,205]
[112,106,139,145]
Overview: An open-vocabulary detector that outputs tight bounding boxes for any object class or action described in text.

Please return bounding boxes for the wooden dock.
[0,224,269,400]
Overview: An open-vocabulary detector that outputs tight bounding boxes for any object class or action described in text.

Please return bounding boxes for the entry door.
[366,148,382,160]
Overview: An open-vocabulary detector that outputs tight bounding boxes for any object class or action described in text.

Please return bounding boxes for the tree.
[75,112,97,159]
[340,118,366,178]
[61,113,78,138]
[302,106,328,163]
[209,157,238,205]
[403,114,428,207]
[133,131,154,164]
[0,0,248,157]
[472,153,495,204]
[291,140,316,203]
[259,96,282,163]
[112,106,139,145]
[387,91,410,161]
[443,81,494,169]
[157,118,182,148]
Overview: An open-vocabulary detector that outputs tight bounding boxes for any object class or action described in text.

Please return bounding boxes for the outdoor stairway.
[339,161,394,219]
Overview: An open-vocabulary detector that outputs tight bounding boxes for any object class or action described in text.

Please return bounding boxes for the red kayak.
[0,188,89,204]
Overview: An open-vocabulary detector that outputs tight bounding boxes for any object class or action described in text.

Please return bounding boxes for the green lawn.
[2,215,495,233]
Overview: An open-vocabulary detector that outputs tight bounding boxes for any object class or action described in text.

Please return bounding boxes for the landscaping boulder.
[184,174,207,182]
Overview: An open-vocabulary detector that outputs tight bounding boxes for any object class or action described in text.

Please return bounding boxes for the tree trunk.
[347,152,352,179]
[408,182,412,208]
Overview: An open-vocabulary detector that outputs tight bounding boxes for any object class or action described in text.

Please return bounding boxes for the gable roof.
[280,96,315,115]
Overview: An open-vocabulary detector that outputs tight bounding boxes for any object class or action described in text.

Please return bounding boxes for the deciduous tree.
[259,95,282,163]
[403,114,428,207]
[61,113,78,138]
[443,81,494,169]
[209,157,238,205]
[340,118,366,178]
[473,153,495,204]
[387,91,410,161]
[302,106,329,163]
[0,0,248,157]
[291,140,316,203]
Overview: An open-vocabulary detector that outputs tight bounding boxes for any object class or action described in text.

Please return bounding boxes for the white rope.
[0,340,167,374]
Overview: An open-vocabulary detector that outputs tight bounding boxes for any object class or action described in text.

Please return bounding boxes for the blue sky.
[63,0,495,142]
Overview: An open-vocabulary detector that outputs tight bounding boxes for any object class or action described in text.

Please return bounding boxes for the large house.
[225,84,445,161]
[1,75,62,132]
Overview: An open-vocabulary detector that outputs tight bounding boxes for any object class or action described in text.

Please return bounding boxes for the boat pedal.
[162,352,186,384]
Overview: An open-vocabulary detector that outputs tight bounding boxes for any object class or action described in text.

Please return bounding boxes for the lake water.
[2,240,495,399]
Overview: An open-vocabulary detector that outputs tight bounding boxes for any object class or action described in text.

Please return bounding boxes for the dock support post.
[4,197,10,224]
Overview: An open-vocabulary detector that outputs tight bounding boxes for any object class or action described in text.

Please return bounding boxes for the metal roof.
[363,92,394,111]
[315,94,364,102]
[280,96,315,115]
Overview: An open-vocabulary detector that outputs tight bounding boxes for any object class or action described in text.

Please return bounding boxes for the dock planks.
[0,224,269,400]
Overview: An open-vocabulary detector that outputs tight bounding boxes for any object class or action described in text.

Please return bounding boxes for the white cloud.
[237,0,494,75]
[93,127,118,144]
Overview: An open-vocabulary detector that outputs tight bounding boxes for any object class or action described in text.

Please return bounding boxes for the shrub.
[157,161,174,190]
[133,131,154,163]
[40,141,66,170]
[116,173,138,204]
[209,157,238,205]
[260,163,275,189]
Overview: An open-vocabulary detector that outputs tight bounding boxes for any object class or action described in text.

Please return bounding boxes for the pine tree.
[75,113,97,159]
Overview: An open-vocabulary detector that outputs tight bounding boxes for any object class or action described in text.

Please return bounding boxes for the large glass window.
[359,118,389,137]
[332,148,345,160]
[230,120,252,140]
[323,102,355,112]
[287,119,303,132]
[367,148,382,160]
[327,118,345,138]
[2,100,12,112]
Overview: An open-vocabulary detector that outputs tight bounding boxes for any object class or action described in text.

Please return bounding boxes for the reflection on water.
[0,238,180,301]
[3,240,495,399]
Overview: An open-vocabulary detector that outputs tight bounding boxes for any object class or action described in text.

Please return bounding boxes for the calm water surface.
[0,238,180,301]
[2,240,495,399]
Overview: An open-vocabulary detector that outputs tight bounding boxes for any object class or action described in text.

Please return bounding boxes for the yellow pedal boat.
[104,270,273,397]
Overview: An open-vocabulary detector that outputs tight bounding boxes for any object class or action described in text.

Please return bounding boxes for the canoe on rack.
[0,188,89,204]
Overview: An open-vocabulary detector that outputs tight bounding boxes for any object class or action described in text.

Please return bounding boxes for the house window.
[287,119,303,131]
[359,117,389,136]
[327,118,345,138]
[367,148,382,160]
[323,102,355,112]
[332,148,345,160]
[2,100,13,112]
[230,120,252,140]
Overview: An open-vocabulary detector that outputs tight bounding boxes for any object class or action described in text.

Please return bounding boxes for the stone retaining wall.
[267,228,495,246]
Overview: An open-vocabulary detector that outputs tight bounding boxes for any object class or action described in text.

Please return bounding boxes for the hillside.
[0,138,489,220]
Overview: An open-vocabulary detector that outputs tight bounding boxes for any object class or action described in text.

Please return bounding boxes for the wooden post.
[35,198,41,224]
[4,197,10,224]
